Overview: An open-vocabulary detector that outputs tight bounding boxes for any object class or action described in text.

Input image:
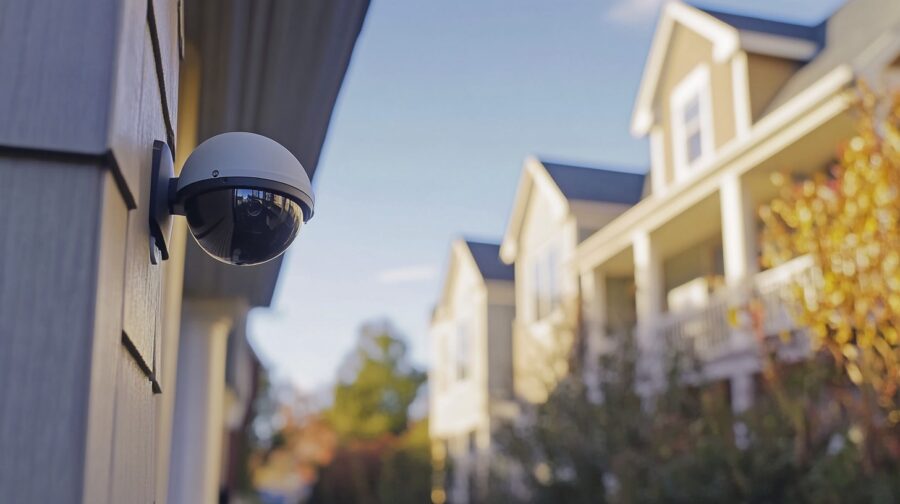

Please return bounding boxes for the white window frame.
[439,331,451,391]
[530,242,561,322]
[670,64,715,181]
[454,315,472,381]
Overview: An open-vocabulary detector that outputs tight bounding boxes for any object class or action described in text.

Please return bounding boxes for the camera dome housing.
[173,132,315,266]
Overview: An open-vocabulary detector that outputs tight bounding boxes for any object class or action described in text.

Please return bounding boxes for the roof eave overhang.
[181,0,370,307]
[500,156,539,264]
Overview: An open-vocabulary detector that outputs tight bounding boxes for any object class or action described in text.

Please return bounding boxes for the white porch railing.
[753,254,819,337]
[656,292,731,359]
[656,254,818,359]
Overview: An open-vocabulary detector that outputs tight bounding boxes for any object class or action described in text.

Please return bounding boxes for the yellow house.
[430,239,516,504]
[574,0,900,409]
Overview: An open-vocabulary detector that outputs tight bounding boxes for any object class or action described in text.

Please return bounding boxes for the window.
[438,334,450,391]
[671,65,714,179]
[455,318,471,380]
[532,245,561,320]
[683,94,703,163]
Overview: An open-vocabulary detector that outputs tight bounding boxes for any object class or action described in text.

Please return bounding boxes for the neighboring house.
[574,0,900,411]
[0,1,369,503]
[430,239,516,504]
[499,157,645,403]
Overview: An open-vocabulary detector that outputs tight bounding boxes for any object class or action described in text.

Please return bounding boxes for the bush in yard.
[492,332,900,502]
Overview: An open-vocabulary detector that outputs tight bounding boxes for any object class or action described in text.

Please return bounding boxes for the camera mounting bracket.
[149,140,175,264]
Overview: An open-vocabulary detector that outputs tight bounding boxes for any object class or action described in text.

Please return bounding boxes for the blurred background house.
[427,1,900,502]
[576,0,900,412]
[0,1,369,503]
[429,240,515,503]
[499,157,645,403]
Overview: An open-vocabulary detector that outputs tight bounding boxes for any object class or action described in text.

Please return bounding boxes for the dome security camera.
[149,132,315,266]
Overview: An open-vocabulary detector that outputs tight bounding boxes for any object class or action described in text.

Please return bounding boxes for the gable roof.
[542,161,646,206]
[434,238,512,321]
[631,1,825,136]
[500,156,647,263]
[697,7,827,48]
[464,241,514,281]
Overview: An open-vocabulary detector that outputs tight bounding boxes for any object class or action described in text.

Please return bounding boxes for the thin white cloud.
[606,0,667,25]
[375,264,438,285]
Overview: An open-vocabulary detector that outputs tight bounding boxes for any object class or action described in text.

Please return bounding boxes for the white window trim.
[529,240,562,323]
[670,64,715,182]
[454,314,472,382]
[649,126,667,196]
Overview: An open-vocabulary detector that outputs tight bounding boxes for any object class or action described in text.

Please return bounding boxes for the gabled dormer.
[633,2,826,195]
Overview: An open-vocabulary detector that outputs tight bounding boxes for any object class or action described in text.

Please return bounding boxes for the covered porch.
[577,99,854,381]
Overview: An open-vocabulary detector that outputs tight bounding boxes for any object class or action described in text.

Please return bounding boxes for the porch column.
[633,231,664,391]
[633,231,663,335]
[168,300,235,504]
[720,173,758,285]
[731,373,755,448]
[731,374,755,414]
[721,172,762,359]
[580,268,606,396]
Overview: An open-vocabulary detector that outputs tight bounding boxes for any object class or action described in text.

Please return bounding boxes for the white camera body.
[150,132,315,266]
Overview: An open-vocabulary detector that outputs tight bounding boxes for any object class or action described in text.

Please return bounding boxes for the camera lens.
[184,188,304,266]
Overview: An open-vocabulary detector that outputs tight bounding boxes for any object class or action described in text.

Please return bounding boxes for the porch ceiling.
[603,246,635,277]
[652,192,722,259]
[744,108,855,203]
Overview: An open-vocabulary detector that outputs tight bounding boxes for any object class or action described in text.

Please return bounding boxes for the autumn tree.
[760,87,900,467]
[309,319,429,504]
[325,320,426,439]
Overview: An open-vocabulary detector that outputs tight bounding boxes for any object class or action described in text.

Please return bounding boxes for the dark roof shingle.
[541,161,646,206]
[696,5,828,54]
[464,241,513,282]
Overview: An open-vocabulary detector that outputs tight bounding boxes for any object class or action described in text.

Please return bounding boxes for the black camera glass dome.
[184,187,304,266]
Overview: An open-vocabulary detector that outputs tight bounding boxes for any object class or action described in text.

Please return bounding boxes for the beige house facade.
[430,0,900,452]
[430,240,515,504]
[575,0,900,409]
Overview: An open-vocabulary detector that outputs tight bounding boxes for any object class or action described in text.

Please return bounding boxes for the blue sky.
[248,0,845,392]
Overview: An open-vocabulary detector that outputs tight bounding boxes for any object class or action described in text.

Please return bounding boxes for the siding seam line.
[147,0,177,152]
[121,331,161,393]
[0,145,136,210]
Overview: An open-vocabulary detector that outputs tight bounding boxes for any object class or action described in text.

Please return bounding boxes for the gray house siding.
[0,0,369,501]
[0,161,111,502]
[0,0,179,501]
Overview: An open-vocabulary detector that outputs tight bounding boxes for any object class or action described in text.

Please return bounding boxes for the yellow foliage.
[759,86,900,415]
